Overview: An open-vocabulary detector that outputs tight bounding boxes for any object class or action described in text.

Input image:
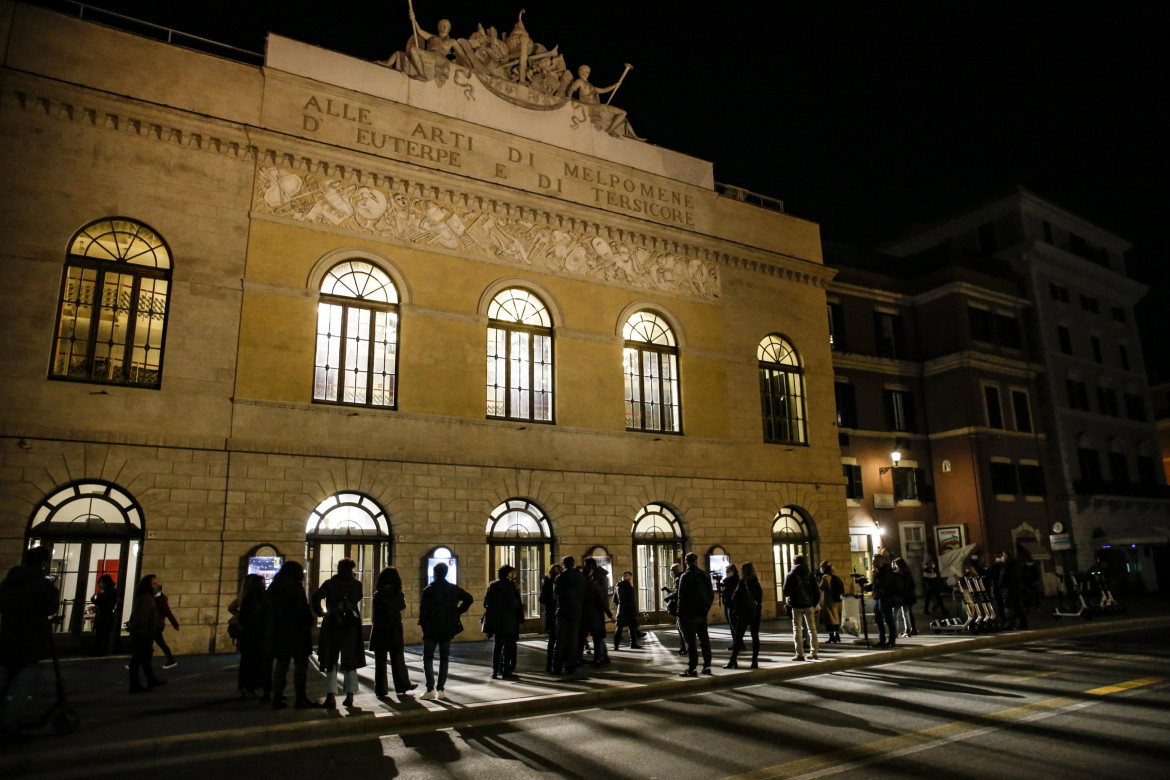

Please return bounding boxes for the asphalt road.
[88,626,1169,779]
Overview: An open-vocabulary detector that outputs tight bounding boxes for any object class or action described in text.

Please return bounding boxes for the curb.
[5,614,1168,771]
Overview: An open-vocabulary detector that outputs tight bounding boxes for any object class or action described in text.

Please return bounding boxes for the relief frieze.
[253,166,721,301]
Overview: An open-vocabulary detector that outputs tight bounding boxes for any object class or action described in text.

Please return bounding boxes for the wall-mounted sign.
[1049,533,1073,552]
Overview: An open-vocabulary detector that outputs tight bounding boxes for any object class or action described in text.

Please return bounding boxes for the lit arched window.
[313,261,399,407]
[52,218,172,388]
[631,503,684,615]
[759,335,807,444]
[305,492,392,614]
[623,311,680,433]
[27,480,145,639]
[487,288,553,421]
[772,507,817,602]
[486,499,553,617]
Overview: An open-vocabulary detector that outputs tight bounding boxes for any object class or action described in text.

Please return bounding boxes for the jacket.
[127,591,158,638]
[733,577,764,621]
[154,591,179,631]
[482,578,524,638]
[782,563,819,609]
[264,573,314,658]
[581,578,613,633]
[719,572,741,610]
[418,576,473,642]
[312,574,366,671]
[369,586,406,652]
[0,563,60,669]
[613,579,638,624]
[871,562,898,606]
[552,567,586,618]
[675,564,714,619]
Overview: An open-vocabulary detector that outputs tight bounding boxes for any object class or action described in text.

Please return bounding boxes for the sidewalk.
[3,597,1168,775]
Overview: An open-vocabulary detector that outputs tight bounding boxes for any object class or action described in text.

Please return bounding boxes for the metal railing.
[714,183,785,214]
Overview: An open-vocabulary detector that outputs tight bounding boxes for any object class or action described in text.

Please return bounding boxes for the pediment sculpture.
[380,4,641,140]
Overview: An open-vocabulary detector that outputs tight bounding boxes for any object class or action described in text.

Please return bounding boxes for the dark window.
[1049,283,1069,303]
[1058,326,1073,355]
[1019,465,1046,496]
[1137,456,1158,486]
[1011,390,1033,433]
[893,467,924,502]
[978,222,999,254]
[843,464,863,500]
[969,307,994,342]
[1112,306,1126,323]
[1069,234,1089,257]
[1125,393,1146,421]
[884,389,915,433]
[1042,221,1054,243]
[1091,336,1103,363]
[1119,344,1130,372]
[1078,447,1102,483]
[1096,387,1119,417]
[828,303,846,352]
[874,312,906,359]
[984,385,1004,429]
[834,382,858,429]
[1066,379,1090,411]
[1080,295,1099,314]
[990,462,1020,495]
[995,314,1022,349]
[1108,452,1130,485]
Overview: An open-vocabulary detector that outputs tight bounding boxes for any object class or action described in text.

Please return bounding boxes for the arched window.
[313,260,399,407]
[51,218,172,388]
[759,335,807,444]
[305,492,392,614]
[623,311,681,433]
[632,503,684,617]
[27,480,145,642]
[772,507,817,603]
[487,288,553,421]
[486,499,553,617]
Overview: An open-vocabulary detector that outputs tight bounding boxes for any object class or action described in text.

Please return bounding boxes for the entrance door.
[631,503,684,623]
[490,542,547,618]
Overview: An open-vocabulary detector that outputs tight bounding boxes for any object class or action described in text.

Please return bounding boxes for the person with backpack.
[676,552,714,677]
[312,558,365,708]
[725,561,763,668]
[782,555,820,661]
[818,561,845,644]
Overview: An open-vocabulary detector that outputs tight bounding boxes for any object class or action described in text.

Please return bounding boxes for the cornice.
[922,351,1043,379]
[4,78,834,299]
[827,280,913,306]
[927,427,1048,442]
[911,281,1030,309]
[831,353,922,377]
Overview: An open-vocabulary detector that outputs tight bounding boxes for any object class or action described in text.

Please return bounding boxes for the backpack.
[332,595,360,629]
[829,574,845,602]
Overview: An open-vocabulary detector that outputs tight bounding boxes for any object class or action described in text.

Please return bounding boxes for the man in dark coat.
[551,555,585,675]
[265,561,317,709]
[613,571,641,650]
[312,558,365,708]
[0,547,59,736]
[482,565,524,680]
[418,562,473,699]
[676,552,714,677]
[782,555,821,661]
[994,550,1029,630]
[870,555,899,648]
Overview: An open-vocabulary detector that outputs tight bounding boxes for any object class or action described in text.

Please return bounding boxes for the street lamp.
[879,450,901,475]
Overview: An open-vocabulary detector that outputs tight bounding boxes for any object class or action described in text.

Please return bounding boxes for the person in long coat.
[482,565,524,680]
[312,558,365,708]
[726,561,763,668]
[719,563,740,651]
[581,567,613,667]
[265,561,317,708]
[370,566,416,698]
[418,562,473,699]
[539,563,562,673]
[237,573,271,700]
[892,557,918,637]
[90,574,117,656]
[612,571,641,650]
[128,573,162,692]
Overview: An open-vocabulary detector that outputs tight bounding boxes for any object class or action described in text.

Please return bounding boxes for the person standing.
[818,561,845,644]
[127,574,164,693]
[312,558,365,708]
[921,559,945,616]
[995,550,1029,630]
[236,573,270,700]
[725,561,763,668]
[612,571,641,650]
[418,562,473,699]
[676,552,714,677]
[370,565,415,699]
[90,573,117,656]
[870,555,899,648]
[582,565,612,667]
[719,563,740,651]
[152,578,180,669]
[482,565,524,681]
[266,561,317,709]
[663,562,687,656]
[552,556,585,675]
[0,546,59,736]
[782,555,820,661]
[892,557,917,637]
[539,563,562,672]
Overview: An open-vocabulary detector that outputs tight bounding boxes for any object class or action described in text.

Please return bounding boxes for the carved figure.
[568,64,641,140]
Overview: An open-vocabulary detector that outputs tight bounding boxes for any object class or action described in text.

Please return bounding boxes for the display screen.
[427,548,457,584]
[248,556,283,588]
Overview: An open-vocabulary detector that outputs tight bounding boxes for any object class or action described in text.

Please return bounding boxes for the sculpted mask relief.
[254,167,720,301]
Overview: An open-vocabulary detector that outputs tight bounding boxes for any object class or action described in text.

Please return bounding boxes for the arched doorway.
[26,480,144,646]
[305,492,391,616]
[772,506,817,609]
[632,503,684,622]
[486,499,552,619]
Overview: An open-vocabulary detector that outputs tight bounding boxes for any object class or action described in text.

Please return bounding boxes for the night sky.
[28,0,1170,377]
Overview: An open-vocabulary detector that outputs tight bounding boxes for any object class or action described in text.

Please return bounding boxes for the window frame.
[486,288,555,423]
[623,311,681,434]
[758,335,808,445]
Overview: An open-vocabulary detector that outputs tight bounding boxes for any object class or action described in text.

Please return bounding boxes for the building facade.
[0,2,846,652]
